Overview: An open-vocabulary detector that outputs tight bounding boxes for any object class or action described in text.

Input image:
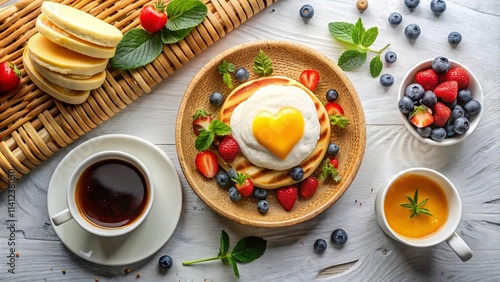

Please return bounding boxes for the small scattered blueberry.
[380,74,394,87]
[422,91,437,108]
[331,228,348,245]
[234,67,250,82]
[388,12,403,25]
[326,89,339,102]
[457,89,472,103]
[159,255,173,269]
[384,51,397,63]
[432,56,450,74]
[430,0,446,15]
[229,187,241,202]
[209,91,224,107]
[299,4,314,22]
[257,200,269,214]
[290,167,305,181]
[417,127,432,138]
[448,32,462,45]
[405,23,421,39]
[253,188,268,200]
[405,83,425,101]
[314,239,327,254]
[430,127,447,142]
[453,117,470,134]
[404,0,420,9]
[464,99,481,115]
[215,171,231,189]
[398,96,414,114]
[327,143,340,156]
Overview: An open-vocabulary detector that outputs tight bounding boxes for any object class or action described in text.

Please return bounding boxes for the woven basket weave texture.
[0,0,276,189]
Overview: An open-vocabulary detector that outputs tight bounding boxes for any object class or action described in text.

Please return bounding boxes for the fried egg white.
[230,84,320,170]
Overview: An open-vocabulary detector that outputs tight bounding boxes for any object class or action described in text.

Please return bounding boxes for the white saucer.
[47,134,182,266]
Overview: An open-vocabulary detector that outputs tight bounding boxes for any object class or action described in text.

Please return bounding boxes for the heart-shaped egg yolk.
[252,107,305,160]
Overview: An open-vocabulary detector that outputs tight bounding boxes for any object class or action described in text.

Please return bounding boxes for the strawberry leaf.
[338,50,367,71]
[231,236,267,263]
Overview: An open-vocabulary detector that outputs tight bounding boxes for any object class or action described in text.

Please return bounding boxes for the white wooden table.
[1,1,499,281]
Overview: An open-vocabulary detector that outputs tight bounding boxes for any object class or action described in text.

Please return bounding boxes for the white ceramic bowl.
[398,58,483,146]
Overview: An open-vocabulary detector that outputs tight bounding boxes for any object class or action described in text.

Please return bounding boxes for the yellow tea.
[384,173,448,238]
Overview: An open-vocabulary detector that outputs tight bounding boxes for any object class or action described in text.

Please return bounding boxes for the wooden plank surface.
[1,0,499,281]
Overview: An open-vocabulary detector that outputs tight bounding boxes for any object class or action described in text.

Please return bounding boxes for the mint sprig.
[329,18,390,77]
[195,120,231,151]
[253,49,273,76]
[110,0,207,70]
[183,230,267,278]
[218,60,236,89]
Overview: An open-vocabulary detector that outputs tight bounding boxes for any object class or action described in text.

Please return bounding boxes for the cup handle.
[51,209,73,226]
[445,232,473,262]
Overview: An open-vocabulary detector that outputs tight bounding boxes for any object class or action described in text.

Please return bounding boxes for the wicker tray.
[0,0,276,189]
[176,40,366,227]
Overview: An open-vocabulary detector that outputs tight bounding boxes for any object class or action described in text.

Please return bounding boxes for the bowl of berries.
[398,56,483,146]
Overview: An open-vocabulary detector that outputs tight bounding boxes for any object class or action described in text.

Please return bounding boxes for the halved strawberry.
[299,69,320,91]
[192,109,212,136]
[434,81,458,103]
[195,150,219,178]
[233,172,254,197]
[276,186,298,211]
[325,102,344,115]
[217,136,239,163]
[299,177,319,199]
[409,105,434,128]
[325,102,349,128]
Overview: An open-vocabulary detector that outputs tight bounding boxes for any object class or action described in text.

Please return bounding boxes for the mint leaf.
[351,18,365,45]
[166,0,208,31]
[161,26,194,44]
[110,28,162,70]
[195,130,214,151]
[210,120,231,136]
[253,50,273,76]
[362,27,378,47]
[218,230,230,258]
[231,236,267,263]
[328,22,355,44]
[227,257,239,278]
[337,50,366,71]
[369,55,383,77]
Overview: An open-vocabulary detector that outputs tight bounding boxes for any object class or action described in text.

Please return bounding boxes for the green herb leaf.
[318,159,342,182]
[209,120,232,136]
[218,230,230,258]
[337,50,367,71]
[328,22,355,44]
[166,0,208,31]
[110,28,163,70]
[369,55,383,77]
[195,130,214,151]
[227,257,239,278]
[330,114,350,128]
[218,60,236,89]
[223,73,233,89]
[400,188,433,218]
[253,49,273,76]
[351,18,365,45]
[161,26,194,44]
[231,236,267,263]
[362,27,378,47]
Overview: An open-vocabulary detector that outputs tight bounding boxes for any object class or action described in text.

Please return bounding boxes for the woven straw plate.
[176,40,366,227]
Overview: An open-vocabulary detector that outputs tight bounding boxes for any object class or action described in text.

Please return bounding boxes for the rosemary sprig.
[400,188,433,218]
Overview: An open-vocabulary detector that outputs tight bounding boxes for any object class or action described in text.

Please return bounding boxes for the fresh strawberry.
[409,105,434,128]
[195,150,219,178]
[192,109,212,136]
[325,102,349,128]
[276,186,298,211]
[442,67,470,90]
[325,102,344,115]
[318,158,341,182]
[233,172,254,197]
[217,136,239,163]
[415,68,439,91]
[299,69,320,91]
[0,62,21,93]
[434,81,458,103]
[329,157,339,168]
[299,177,319,199]
[433,102,451,127]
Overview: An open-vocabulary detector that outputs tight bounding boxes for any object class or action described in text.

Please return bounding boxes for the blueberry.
[432,56,450,74]
[215,171,231,189]
[422,91,437,108]
[228,186,241,202]
[446,122,456,137]
[448,31,462,45]
[384,51,397,63]
[234,67,249,82]
[159,255,173,269]
[228,168,238,180]
[464,99,481,115]
[257,200,269,214]
[405,23,421,39]
[299,4,314,22]
[405,83,425,101]
[209,91,224,107]
[326,89,339,102]
[388,12,403,25]
[290,166,305,181]
[453,117,470,134]
[398,96,414,114]
[331,228,348,245]
[314,239,327,254]
[417,127,432,138]
[404,0,420,9]
[380,74,394,87]
[430,0,447,15]
[451,105,465,121]
[457,89,472,103]
[327,143,340,156]
[430,128,447,142]
[253,188,267,200]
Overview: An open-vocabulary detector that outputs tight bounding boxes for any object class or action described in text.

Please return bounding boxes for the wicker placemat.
[0,0,277,189]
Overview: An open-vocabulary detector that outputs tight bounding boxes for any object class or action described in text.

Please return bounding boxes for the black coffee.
[75,158,149,228]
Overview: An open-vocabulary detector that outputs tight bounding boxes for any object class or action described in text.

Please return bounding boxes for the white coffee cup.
[374,167,472,262]
[51,150,154,237]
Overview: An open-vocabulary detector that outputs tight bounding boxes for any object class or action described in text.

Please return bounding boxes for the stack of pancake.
[23,2,122,104]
